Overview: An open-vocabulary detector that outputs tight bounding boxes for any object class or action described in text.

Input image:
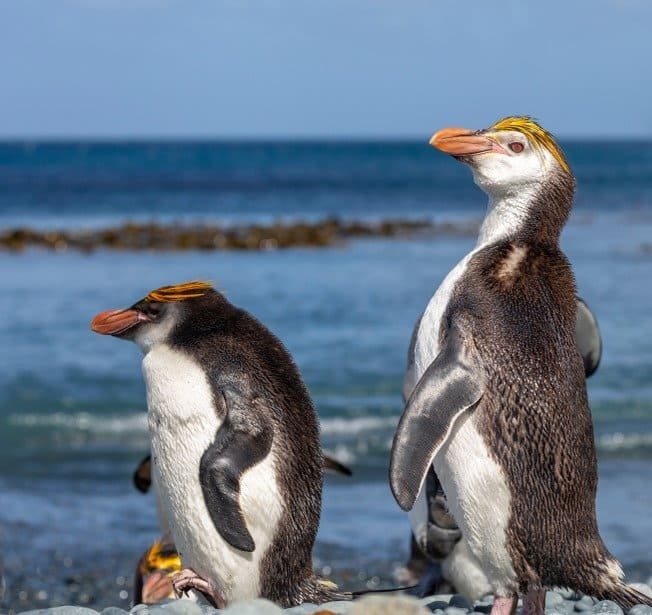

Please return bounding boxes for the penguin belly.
[433,413,517,596]
[142,344,284,603]
[411,251,515,597]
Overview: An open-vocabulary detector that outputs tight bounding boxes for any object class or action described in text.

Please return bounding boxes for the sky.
[1,0,651,139]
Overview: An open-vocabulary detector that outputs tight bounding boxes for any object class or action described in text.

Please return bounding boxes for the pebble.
[449,595,473,611]
[592,601,624,615]
[471,601,492,614]
[575,596,596,611]
[11,589,652,615]
[630,585,652,600]
[20,608,101,615]
[349,595,430,613]
[547,592,566,607]
[221,599,284,614]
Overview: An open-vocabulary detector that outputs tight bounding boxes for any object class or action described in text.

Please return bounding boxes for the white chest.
[141,344,283,602]
[409,246,517,594]
[412,250,477,385]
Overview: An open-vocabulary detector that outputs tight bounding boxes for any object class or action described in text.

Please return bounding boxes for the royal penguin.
[389,117,651,615]
[130,451,351,605]
[92,281,343,608]
[402,300,603,599]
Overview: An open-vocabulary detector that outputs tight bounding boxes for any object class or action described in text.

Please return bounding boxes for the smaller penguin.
[131,452,352,605]
[92,281,344,608]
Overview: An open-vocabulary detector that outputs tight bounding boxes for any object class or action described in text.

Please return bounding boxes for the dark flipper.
[199,386,273,553]
[133,455,152,493]
[390,322,484,512]
[323,455,353,476]
[575,297,602,378]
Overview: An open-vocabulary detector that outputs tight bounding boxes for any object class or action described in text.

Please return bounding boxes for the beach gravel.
[13,587,652,615]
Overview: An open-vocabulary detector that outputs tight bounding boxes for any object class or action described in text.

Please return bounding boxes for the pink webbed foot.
[172,568,226,609]
[490,595,518,615]
[523,588,546,615]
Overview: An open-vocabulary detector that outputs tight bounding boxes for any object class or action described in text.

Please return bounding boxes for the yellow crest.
[140,540,181,574]
[491,116,570,174]
[145,280,213,303]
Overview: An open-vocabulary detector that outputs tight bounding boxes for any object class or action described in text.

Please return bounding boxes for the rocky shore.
[0,218,479,253]
[14,587,652,615]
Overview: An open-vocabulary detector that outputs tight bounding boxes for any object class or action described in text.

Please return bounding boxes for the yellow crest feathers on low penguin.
[491,116,570,174]
[145,280,214,303]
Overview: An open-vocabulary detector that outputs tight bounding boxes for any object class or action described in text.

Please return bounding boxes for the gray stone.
[472,602,493,614]
[554,589,580,601]
[284,603,320,614]
[575,596,595,612]
[21,609,101,615]
[220,598,284,614]
[629,606,652,615]
[629,585,652,600]
[131,606,150,615]
[546,592,565,608]
[592,600,623,615]
[449,595,473,611]
[444,607,469,615]
[349,595,430,614]
[102,609,130,615]
[315,599,354,614]
[155,601,206,615]
[427,602,450,612]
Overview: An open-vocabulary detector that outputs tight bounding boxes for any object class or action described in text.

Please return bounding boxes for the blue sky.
[1,0,650,138]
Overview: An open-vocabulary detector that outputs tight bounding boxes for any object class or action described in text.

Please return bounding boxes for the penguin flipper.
[575,296,602,378]
[390,321,484,512]
[199,387,273,553]
[133,454,152,493]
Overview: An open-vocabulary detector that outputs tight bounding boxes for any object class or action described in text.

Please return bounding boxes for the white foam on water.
[320,415,397,436]
[598,431,652,451]
[8,411,148,434]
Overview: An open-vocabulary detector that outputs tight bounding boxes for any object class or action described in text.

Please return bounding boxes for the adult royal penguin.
[389,117,652,615]
[129,452,351,605]
[91,282,343,608]
[402,301,603,600]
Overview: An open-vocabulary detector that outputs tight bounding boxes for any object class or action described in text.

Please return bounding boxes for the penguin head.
[430,116,573,200]
[91,281,214,352]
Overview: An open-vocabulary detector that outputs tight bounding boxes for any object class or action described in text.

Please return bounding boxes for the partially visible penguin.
[92,281,344,608]
[390,117,652,615]
[401,298,603,599]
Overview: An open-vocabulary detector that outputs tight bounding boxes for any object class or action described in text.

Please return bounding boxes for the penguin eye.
[509,142,524,153]
[144,302,163,318]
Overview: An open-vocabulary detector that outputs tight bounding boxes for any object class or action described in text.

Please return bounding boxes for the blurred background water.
[0,141,651,611]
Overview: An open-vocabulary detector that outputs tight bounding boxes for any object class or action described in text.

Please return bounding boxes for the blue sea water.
[0,141,651,610]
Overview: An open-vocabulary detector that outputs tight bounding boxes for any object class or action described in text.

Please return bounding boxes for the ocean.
[0,141,651,612]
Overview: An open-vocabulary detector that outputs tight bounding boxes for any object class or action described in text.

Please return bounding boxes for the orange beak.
[91,308,149,336]
[429,127,505,157]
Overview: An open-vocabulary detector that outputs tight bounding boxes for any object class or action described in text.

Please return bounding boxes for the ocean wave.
[320,415,397,436]
[597,431,652,452]
[8,411,148,434]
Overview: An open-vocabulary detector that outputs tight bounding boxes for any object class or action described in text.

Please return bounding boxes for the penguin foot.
[172,568,226,609]
[490,595,517,615]
[522,588,545,615]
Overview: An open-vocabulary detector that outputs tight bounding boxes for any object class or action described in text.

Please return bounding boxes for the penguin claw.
[171,569,226,609]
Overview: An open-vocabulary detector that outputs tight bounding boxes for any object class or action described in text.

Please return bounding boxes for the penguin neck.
[476,180,573,248]
[476,191,534,248]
